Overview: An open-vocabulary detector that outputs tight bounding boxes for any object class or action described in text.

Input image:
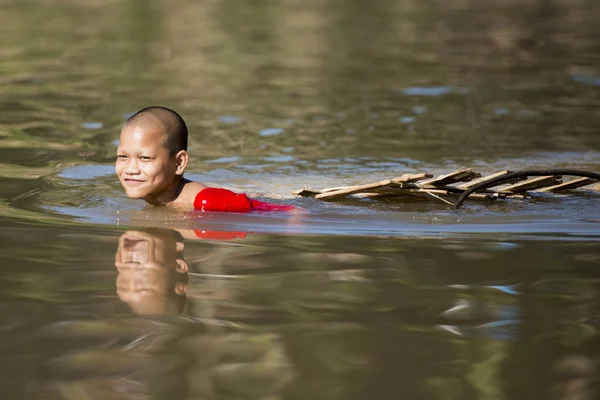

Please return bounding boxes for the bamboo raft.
[293,167,600,209]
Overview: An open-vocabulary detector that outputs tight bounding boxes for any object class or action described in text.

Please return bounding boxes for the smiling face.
[116,123,183,203]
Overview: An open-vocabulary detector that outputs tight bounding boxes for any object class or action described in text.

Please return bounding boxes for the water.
[2,0,600,398]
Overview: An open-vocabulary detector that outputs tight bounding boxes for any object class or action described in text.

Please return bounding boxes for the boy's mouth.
[123,178,145,186]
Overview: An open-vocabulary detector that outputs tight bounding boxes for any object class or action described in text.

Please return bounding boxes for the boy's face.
[116,124,179,201]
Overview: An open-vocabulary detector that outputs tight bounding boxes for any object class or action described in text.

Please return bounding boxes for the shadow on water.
[2,0,600,398]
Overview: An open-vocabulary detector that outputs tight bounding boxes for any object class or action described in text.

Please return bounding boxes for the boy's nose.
[125,159,140,174]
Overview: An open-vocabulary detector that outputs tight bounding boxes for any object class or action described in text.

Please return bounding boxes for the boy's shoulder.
[176,181,207,208]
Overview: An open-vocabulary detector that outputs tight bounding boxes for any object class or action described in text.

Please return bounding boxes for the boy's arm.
[193,187,297,212]
[193,188,254,212]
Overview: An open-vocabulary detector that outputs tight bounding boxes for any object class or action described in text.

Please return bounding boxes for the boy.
[116,106,297,212]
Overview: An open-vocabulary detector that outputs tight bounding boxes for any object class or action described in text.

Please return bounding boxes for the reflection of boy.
[115,106,298,212]
[115,229,188,315]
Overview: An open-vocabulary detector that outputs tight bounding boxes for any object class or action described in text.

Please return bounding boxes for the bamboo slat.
[315,173,437,200]
[419,167,481,187]
[315,178,399,200]
[534,177,598,192]
[390,173,433,184]
[319,185,358,193]
[500,175,562,193]
[456,170,521,189]
[293,173,432,198]
[374,187,527,200]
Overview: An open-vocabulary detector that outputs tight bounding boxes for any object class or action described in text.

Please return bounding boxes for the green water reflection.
[3,0,600,169]
[1,221,599,399]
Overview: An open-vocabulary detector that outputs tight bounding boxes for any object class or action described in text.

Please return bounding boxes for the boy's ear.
[174,150,188,175]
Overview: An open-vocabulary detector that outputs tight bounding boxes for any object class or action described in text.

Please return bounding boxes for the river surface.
[2,0,600,399]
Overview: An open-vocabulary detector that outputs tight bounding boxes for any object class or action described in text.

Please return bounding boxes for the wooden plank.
[294,174,430,198]
[374,187,527,200]
[406,190,500,202]
[295,183,378,196]
[534,177,598,192]
[319,185,356,193]
[313,174,426,200]
[390,173,433,184]
[419,167,481,187]
[318,174,428,194]
[456,170,523,190]
[315,178,395,200]
[500,175,562,193]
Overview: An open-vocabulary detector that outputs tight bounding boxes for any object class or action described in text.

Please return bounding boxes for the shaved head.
[124,106,188,154]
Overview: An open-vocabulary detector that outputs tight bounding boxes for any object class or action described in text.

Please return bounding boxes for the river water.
[2,0,600,399]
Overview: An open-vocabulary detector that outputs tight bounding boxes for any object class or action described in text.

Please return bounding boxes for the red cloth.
[193,230,247,240]
[193,188,296,213]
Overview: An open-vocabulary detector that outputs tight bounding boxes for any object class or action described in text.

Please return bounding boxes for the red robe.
[193,188,296,213]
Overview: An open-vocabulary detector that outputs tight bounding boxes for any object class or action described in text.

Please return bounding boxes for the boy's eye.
[117,155,128,160]
[140,156,152,161]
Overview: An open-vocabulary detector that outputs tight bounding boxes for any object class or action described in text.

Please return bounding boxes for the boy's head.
[116,106,189,202]
[125,106,188,155]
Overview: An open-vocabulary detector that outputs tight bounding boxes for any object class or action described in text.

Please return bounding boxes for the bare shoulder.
[175,181,207,209]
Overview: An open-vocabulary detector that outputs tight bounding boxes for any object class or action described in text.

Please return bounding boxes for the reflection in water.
[115,229,188,316]
[47,228,295,400]
[0,223,598,398]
